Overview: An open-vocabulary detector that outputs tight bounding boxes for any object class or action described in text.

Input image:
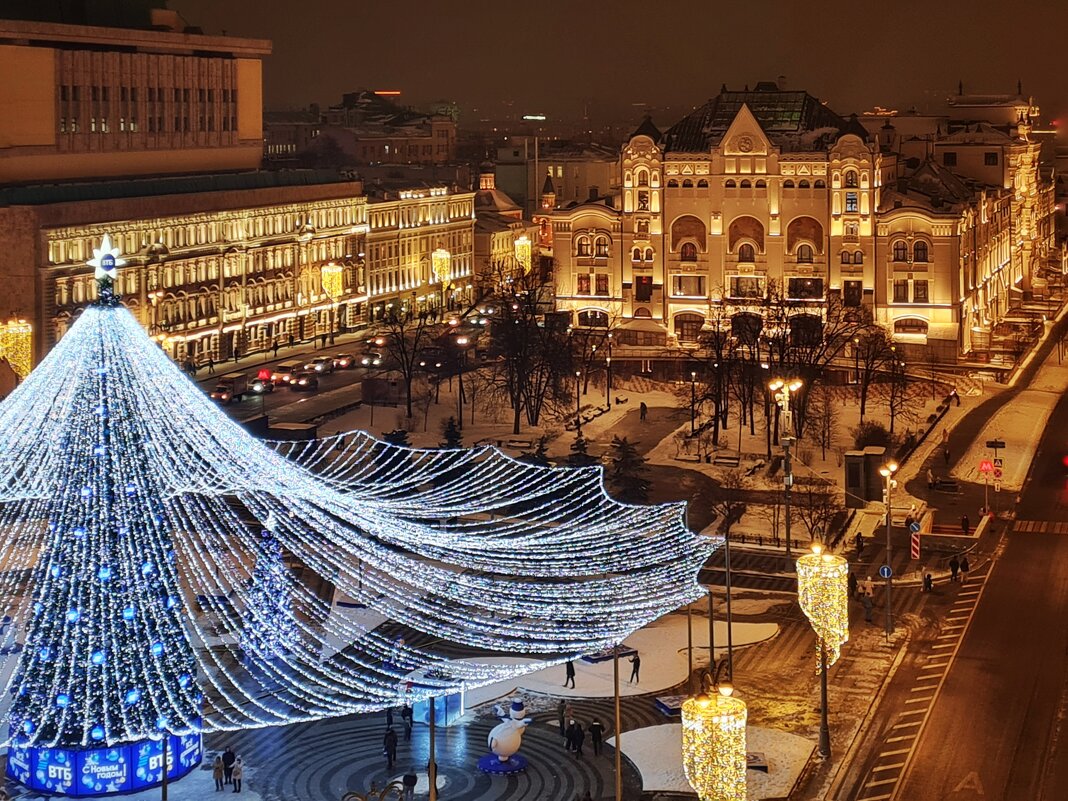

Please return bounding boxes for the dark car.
[305,356,334,374]
[290,372,319,392]
[332,353,355,369]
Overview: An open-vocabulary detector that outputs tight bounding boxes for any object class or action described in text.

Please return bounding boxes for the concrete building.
[495,140,619,216]
[549,82,1060,367]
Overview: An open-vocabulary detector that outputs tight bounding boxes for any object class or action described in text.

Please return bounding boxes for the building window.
[787,277,823,299]
[671,275,705,297]
[843,280,863,307]
[682,179,693,188]
[576,236,591,257]
[578,309,609,327]
[594,237,610,258]
[632,247,642,262]
[783,180,794,189]
[913,241,929,262]
[845,192,859,213]
[740,179,751,189]
[797,244,814,263]
[644,248,653,261]
[680,242,698,262]
[893,280,909,303]
[738,243,755,263]
[815,179,826,188]
[637,191,649,211]
[853,250,864,264]
[698,179,709,188]
[798,179,810,189]
[577,274,591,295]
[634,275,653,301]
[595,274,609,296]
[635,220,649,238]
[984,151,999,166]
[840,251,851,264]
[637,170,649,186]
[725,179,736,188]
[674,313,705,343]
[894,318,928,335]
[913,280,929,303]
[943,151,957,167]
[729,276,763,299]
[892,241,908,262]
[844,170,858,188]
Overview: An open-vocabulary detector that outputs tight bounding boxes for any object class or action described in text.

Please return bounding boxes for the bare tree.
[377,301,436,421]
[807,383,839,461]
[877,355,921,435]
[794,479,844,543]
[852,324,895,424]
[708,469,749,537]
[570,318,617,397]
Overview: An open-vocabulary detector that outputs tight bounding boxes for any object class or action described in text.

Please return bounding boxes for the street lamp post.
[690,370,697,433]
[605,354,613,411]
[614,646,622,801]
[769,379,803,556]
[853,337,860,404]
[455,336,469,430]
[575,370,582,428]
[878,462,899,639]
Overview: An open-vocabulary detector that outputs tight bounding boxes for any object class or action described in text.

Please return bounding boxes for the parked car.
[332,353,355,369]
[305,356,334,374]
[209,372,247,404]
[290,372,319,392]
[271,362,301,385]
[361,352,383,367]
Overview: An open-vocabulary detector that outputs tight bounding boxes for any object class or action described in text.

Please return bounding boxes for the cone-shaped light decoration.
[797,549,849,670]
[681,690,747,801]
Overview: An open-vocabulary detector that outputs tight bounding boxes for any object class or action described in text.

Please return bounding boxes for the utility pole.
[783,436,794,556]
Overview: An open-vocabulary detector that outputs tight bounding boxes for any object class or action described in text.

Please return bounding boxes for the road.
[881,389,1068,801]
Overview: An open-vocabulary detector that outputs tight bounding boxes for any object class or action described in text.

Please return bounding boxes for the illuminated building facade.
[549,82,1060,364]
[363,185,477,321]
[473,166,540,291]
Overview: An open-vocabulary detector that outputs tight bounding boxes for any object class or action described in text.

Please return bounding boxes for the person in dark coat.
[564,659,576,689]
[960,556,970,585]
[401,704,413,741]
[272,341,280,357]
[386,706,394,729]
[383,727,398,769]
[949,555,960,582]
[557,699,567,736]
[571,722,585,757]
[855,533,864,557]
[588,718,605,756]
[848,571,858,599]
[923,573,934,593]
[961,514,970,535]
[862,594,874,623]
[639,402,648,421]
[222,746,236,785]
[629,653,641,683]
[565,719,577,752]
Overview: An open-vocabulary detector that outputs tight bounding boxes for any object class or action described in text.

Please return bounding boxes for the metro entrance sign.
[979,459,994,474]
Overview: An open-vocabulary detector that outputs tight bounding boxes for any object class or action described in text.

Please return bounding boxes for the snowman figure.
[479,697,531,773]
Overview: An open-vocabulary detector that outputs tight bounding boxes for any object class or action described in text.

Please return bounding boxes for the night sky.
[171,0,1066,124]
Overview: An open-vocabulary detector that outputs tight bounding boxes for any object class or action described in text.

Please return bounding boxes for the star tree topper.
[87,234,126,305]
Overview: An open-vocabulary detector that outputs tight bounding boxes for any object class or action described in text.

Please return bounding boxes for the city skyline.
[173,0,1067,123]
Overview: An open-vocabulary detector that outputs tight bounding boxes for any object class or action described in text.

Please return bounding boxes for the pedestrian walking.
[386,706,394,729]
[629,652,641,684]
[961,514,970,536]
[402,773,417,801]
[401,703,413,741]
[927,468,935,489]
[960,556,970,585]
[565,719,577,752]
[233,348,240,363]
[639,401,648,422]
[288,334,295,348]
[383,727,398,769]
[848,571,858,600]
[557,699,567,736]
[862,593,874,623]
[951,388,960,407]
[949,555,960,582]
[222,746,236,785]
[231,758,243,793]
[320,333,328,348]
[213,756,225,791]
[855,532,864,558]
[272,341,280,358]
[572,722,585,757]
[588,718,605,756]
[861,576,874,597]
[207,357,216,375]
[943,447,951,465]
[922,573,934,593]
[564,659,576,689]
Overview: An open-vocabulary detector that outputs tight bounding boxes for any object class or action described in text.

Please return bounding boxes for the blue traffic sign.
[909,521,921,533]
[879,565,893,579]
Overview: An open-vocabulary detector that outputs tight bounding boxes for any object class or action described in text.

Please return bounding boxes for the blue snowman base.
[477,753,528,774]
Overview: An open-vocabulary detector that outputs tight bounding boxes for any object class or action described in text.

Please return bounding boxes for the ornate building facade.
[550,83,1060,365]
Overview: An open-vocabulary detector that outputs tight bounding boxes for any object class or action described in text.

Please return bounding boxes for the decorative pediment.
[720,104,772,156]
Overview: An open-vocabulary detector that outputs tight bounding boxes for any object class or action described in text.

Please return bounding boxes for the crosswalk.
[1013,519,1068,534]
[850,564,991,801]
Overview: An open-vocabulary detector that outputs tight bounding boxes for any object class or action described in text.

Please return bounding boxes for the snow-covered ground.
[463,613,779,705]
[89,761,264,801]
[607,722,813,800]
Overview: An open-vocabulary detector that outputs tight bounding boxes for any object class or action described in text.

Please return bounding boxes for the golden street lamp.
[797,543,849,759]
[432,247,452,311]
[878,461,899,639]
[320,262,344,345]
[768,378,803,555]
[514,234,532,273]
[682,682,747,801]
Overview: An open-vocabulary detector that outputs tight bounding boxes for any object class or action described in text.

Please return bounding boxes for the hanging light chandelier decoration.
[796,548,849,670]
[681,687,747,801]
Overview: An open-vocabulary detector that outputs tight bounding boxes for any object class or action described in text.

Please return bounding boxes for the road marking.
[904,696,933,704]
[885,734,915,743]
[872,762,906,771]
[910,684,939,692]
[865,778,898,788]
[897,708,925,716]
[857,794,892,801]
[879,748,910,757]
[892,721,921,729]
[931,643,955,649]
[952,771,985,794]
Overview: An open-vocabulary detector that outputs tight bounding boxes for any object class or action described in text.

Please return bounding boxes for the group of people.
[847,573,877,622]
[212,747,244,793]
[556,703,606,758]
[383,704,415,769]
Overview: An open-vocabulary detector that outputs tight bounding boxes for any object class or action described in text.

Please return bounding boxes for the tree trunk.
[512,400,522,435]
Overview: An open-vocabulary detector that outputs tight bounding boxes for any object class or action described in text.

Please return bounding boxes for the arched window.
[594,236,610,258]
[697,179,709,188]
[797,244,814,263]
[740,179,752,189]
[576,236,591,257]
[894,318,929,335]
[853,250,864,264]
[738,243,756,263]
[844,170,858,188]
[680,242,698,262]
[633,307,652,318]
[632,247,642,262]
[725,179,737,188]
[783,180,795,189]
[667,179,679,187]
[814,179,826,188]
[674,313,705,343]
[840,251,852,264]
[755,179,767,189]
[682,179,693,188]
[913,241,929,262]
[578,309,609,327]
[798,179,811,189]
[644,248,654,261]
[892,241,908,262]
[636,169,649,186]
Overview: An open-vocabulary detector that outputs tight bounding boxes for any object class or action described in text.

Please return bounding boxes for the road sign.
[994,481,1001,492]
[910,532,921,560]
[993,458,1004,468]
[909,520,921,533]
[879,564,893,579]
[993,468,1003,479]
[986,439,1006,449]
[979,459,994,473]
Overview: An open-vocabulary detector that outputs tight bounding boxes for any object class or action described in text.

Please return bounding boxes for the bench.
[506,439,533,449]
[713,454,741,467]
[675,453,701,463]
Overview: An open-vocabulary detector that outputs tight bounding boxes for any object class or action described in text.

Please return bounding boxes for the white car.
[361,352,383,367]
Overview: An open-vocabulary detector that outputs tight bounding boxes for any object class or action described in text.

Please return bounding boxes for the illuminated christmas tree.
[242,523,297,660]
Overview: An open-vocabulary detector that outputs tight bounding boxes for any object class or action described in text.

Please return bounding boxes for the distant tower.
[479,161,497,191]
[540,173,556,211]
